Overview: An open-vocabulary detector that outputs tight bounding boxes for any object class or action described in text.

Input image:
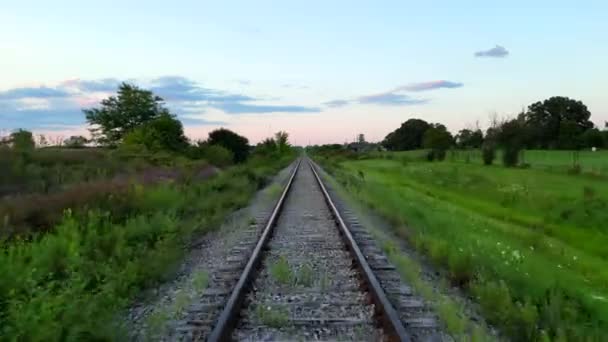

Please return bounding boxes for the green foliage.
[324,157,608,340]
[522,96,593,149]
[382,118,430,151]
[0,152,295,340]
[84,83,171,146]
[63,136,88,148]
[481,145,495,165]
[188,142,234,167]
[254,305,290,328]
[296,263,314,287]
[9,129,35,151]
[122,114,189,153]
[456,128,484,148]
[581,128,605,148]
[207,128,250,163]
[274,131,290,154]
[270,256,293,285]
[423,124,453,161]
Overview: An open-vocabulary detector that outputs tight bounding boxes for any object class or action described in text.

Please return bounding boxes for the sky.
[1,0,607,145]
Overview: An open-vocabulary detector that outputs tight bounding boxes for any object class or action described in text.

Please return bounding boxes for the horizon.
[2,1,607,145]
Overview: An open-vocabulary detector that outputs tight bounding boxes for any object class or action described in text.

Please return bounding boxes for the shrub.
[503,147,520,167]
[482,145,495,165]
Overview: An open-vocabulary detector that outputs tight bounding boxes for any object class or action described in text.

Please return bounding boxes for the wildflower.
[529,246,534,251]
[573,255,578,261]
[557,264,562,268]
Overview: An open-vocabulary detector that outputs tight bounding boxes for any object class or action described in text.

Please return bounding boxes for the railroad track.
[172,158,441,341]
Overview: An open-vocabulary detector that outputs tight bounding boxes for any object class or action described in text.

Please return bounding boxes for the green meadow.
[318,151,608,340]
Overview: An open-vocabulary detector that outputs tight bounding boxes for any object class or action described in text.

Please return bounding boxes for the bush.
[482,145,496,165]
[195,144,233,167]
[503,147,521,167]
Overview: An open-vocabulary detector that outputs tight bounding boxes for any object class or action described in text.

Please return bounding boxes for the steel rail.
[308,158,411,342]
[207,158,301,342]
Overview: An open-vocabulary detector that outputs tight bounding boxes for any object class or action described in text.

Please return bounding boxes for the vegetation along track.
[188,157,442,341]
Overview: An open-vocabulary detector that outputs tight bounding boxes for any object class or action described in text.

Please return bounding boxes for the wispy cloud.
[323,99,350,108]
[395,80,463,92]
[214,102,320,114]
[0,76,320,130]
[60,78,121,92]
[474,45,509,58]
[0,86,70,100]
[358,92,428,106]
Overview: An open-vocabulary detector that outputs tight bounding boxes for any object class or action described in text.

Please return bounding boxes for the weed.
[145,308,170,339]
[192,270,209,292]
[254,305,290,328]
[270,256,293,285]
[295,263,314,287]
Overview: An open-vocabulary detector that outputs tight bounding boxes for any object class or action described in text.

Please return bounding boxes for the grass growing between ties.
[270,255,294,285]
[0,153,295,341]
[255,304,290,328]
[314,154,608,340]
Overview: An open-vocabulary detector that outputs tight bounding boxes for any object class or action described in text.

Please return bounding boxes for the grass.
[373,148,608,175]
[270,255,293,285]
[254,304,290,328]
[0,151,296,340]
[316,152,608,340]
[319,170,494,340]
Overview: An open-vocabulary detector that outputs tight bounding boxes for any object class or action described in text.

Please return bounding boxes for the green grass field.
[372,149,608,174]
[319,151,608,340]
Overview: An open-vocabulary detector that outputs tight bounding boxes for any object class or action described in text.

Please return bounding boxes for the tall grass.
[0,152,295,340]
[319,157,607,340]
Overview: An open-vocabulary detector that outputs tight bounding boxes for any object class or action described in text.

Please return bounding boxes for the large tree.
[84,83,170,146]
[382,118,430,151]
[207,128,250,163]
[522,96,593,149]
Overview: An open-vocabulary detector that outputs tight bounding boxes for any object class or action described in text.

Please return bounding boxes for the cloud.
[213,102,320,114]
[60,78,121,92]
[282,83,310,90]
[0,76,321,130]
[395,80,463,92]
[474,45,509,58]
[0,86,71,100]
[358,92,428,106]
[323,99,350,108]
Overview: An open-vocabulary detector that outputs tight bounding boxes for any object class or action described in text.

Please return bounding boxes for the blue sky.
[1,0,607,144]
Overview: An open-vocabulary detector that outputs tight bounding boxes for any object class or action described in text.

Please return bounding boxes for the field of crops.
[318,150,608,340]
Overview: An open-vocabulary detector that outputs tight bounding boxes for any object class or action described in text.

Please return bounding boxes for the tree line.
[382,96,607,165]
[1,83,292,166]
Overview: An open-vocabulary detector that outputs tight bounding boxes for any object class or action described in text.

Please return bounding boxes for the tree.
[456,129,483,148]
[382,118,430,150]
[581,128,605,149]
[207,128,249,163]
[274,131,290,154]
[497,118,526,167]
[63,136,88,148]
[83,83,170,146]
[423,124,454,161]
[122,114,189,152]
[10,129,35,151]
[522,96,593,149]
